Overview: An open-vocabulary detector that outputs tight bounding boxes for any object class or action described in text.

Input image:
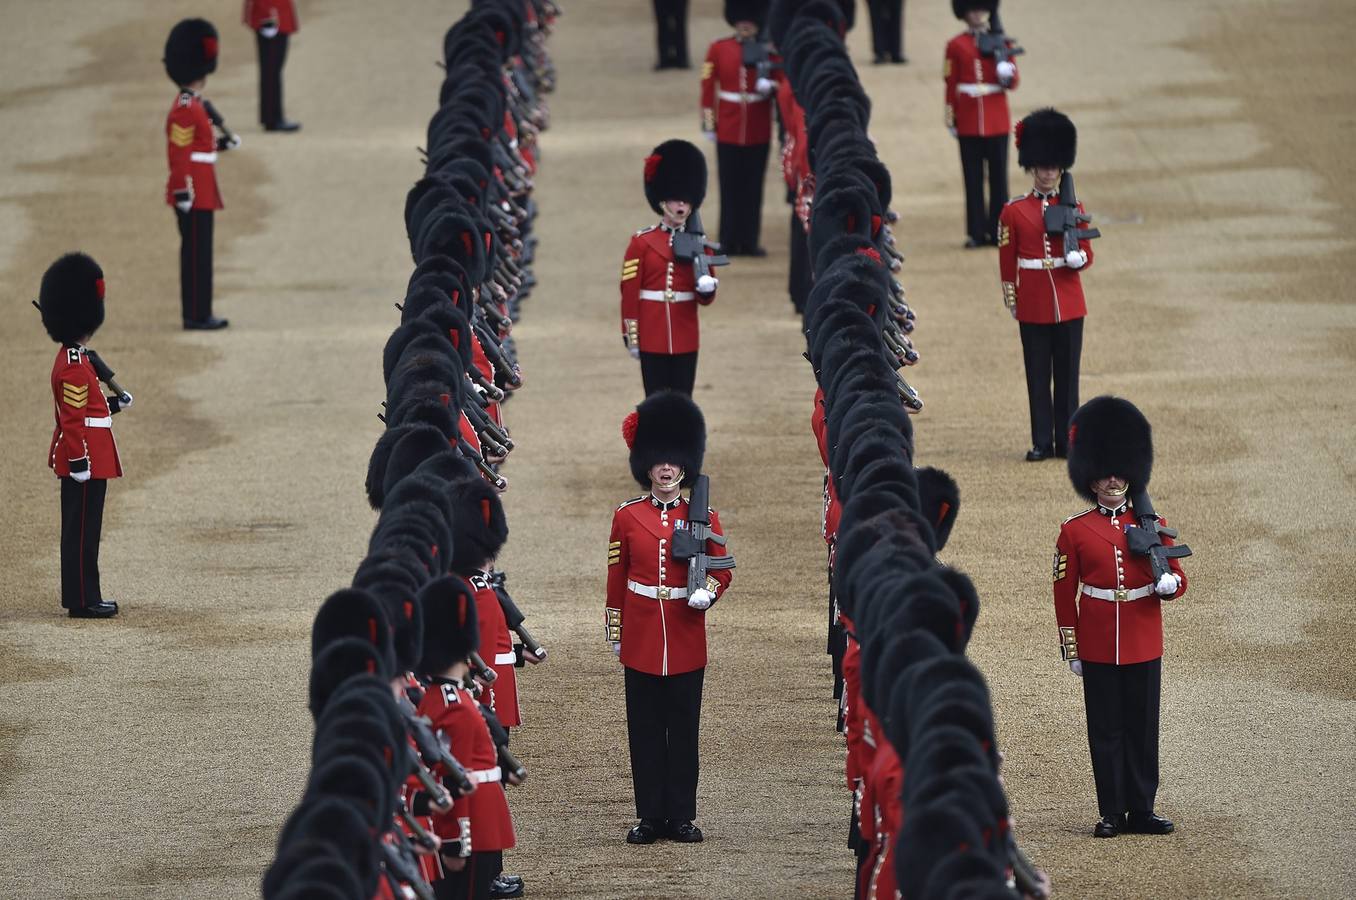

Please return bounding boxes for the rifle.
[740,39,780,82]
[83,348,133,405]
[669,474,735,596]
[396,695,475,797]
[1125,488,1192,583]
[1043,171,1101,259]
[670,211,729,286]
[490,571,546,661]
[975,11,1025,65]
[201,99,241,151]
[379,832,437,900]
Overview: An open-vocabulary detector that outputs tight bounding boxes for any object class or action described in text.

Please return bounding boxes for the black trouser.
[1018,318,1083,453]
[957,134,1008,243]
[867,0,905,60]
[625,666,704,822]
[716,142,771,254]
[652,0,689,69]
[175,208,214,322]
[433,849,498,900]
[1082,658,1162,818]
[60,477,106,610]
[788,207,811,314]
[255,31,290,127]
[639,351,698,396]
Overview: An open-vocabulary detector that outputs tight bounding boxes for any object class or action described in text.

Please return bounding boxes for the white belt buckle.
[657,586,671,600]
[1114,588,1129,602]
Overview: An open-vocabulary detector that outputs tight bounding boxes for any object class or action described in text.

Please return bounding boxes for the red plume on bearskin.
[1013,119,1025,149]
[644,154,662,183]
[38,252,105,345]
[626,391,706,488]
[622,411,640,449]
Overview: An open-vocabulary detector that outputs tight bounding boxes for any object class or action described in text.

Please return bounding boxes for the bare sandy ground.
[0,1,1352,898]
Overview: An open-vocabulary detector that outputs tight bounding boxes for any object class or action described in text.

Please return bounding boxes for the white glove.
[109,392,133,413]
[1155,572,1181,597]
[259,21,280,39]
[69,460,92,483]
[221,133,242,151]
[1065,249,1088,270]
[1069,659,1083,677]
[687,588,714,610]
[628,345,640,360]
[755,77,777,96]
[702,130,717,144]
[173,189,194,214]
[611,641,621,657]
[996,60,1016,81]
[948,126,958,139]
[696,274,718,294]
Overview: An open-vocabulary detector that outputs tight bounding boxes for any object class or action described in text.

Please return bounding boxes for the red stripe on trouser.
[78,480,88,607]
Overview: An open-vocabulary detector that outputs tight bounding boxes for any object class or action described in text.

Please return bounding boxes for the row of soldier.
[264,3,560,899]
[767,2,1059,897]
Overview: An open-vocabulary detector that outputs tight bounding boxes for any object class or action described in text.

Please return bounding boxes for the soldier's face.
[650,463,683,491]
[662,200,691,224]
[964,10,990,28]
[1033,166,1062,193]
[1092,476,1128,498]
[734,21,759,40]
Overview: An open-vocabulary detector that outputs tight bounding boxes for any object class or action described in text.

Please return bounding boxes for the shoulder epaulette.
[633,225,658,236]
[1006,194,1028,205]
[1063,507,1095,525]
[617,496,647,510]
[470,574,489,590]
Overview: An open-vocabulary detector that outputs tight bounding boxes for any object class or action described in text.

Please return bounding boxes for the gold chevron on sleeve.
[608,540,622,566]
[621,259,640,282]
[170,123,195,147]
[701,62,714,79]
[62,382,89,408]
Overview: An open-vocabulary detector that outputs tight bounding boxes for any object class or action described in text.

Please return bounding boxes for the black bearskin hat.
[951,0,998,19]
[725,0,769,26]
[1016,107,1077,170]
[622,390,706,489]
[415,575,480,676]
[38,253,105,344]
[311,588,395,665]
[1066,395,1153,503]
[164,19,219,86]
[643,140,707,215]
[308,638,392,718]
[916,467,960,552]
[447,475,508,574]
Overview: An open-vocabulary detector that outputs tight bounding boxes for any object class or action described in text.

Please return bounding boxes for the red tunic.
[943,31,1019,137]
[165,91,223,211]
[700,37,777,146]
[242,0,299,33]
[810,389,841,545]
[468,574,520,727]
[776,77,809,193]
[49,346,122,480]
[605,495,734,676]
[1053,505,1188,665]
[418,680,515,852]
[864,740,903,900]
[998,191,1094,324]
[619,225,718,356]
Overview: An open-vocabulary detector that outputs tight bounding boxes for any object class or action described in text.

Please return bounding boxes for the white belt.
[638,289,695,302]
[627,580,689,600]
[1018,256,1067,270]
[718,90,769,103]
[1081,584,1154,603]
[957,83,1004,97]
[467,766,502,784]
[190,151,218,164]
[493,651,517,665]
[84,417,112,428]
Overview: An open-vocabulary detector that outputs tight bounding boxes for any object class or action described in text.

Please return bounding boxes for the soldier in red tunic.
[606,391,734,844]
[944,0,1019,248]
[37,253,129,618]
[998,108,1093,461]
[1055,396,1187,838]
[701,1,779,255]
[416,575,517,900]
[163,19,239,330]
[242,0,301,131]
[620,140,721,396]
